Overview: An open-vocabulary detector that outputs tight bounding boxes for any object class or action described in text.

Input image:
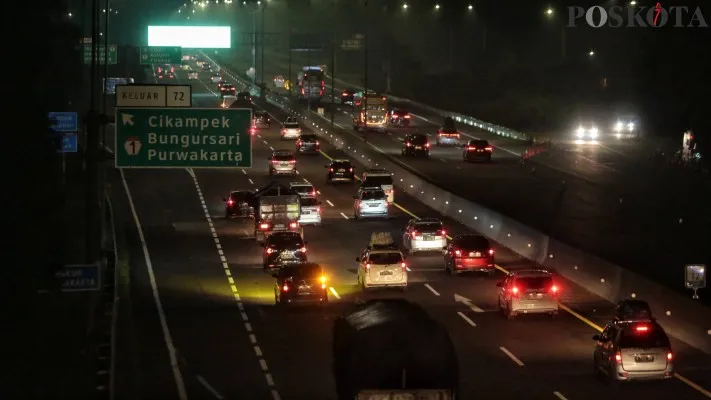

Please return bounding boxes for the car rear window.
[230,191,252,201]
[469,140,489,147]
[273,155,294,162]
[441,128,458,134]
[363,176,393,186]
[409,135,428,144]
[301,197,319,207]
[283,263,322,279]
[268,233,303,247]
[618,327,670,348]
[332,162,351,169]
[368,252,403,265]
[291,185,313,194]
[456,236,489,249]
[284,122,299,128]
[361,190,385,200]
[516,276,553,290]
[414,222,442,233]
[300,134,317,142]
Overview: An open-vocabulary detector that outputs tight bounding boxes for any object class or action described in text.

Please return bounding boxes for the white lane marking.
[553,391,569,400]
[326,200,335,207]
[453,293,485,313]
[457,312,477,327]
[188,169,281,398]
[119,170,188,400]
[499,346,525,367]
[329,287,341,299]
[340,212,349,219]
[424,283,440,296]
[241,169,247,175]
[248,178,254,185]
[254,346,263,357]
[269,146,274,151]
[197,375,225,399]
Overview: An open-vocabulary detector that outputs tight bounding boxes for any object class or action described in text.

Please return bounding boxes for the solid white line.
[197,375,225,399]
[326,200,335,207]
[457,312,477,327]
[553,391,569,400]
[499,346,525,367]
[424,283,440,296]
[119,170,188,400]
[329,287,341,299]
[340,212,349,219]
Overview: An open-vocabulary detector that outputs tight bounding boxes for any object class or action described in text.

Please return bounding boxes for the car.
[388,109,411,127]
[340,89,356,105]
[361,169,394,203]
[356,232,408,291]
[436,127,460,146]
[181,64,191,71]
[614,299,653,321]
[352,186,388,219]
[237,91,252,103]
[223,190,255,218]
[158,64,174,74]
[402,218,446,254]
[280,121,301,140]
[272,262,328,306]
[296,133,320,154]
[593,319,674,381]
[158,71,174,79]
[401,134,430,157]
[253,111,271,129]
[285,116,298,123]
[202,63,212,72]
[444,234,495,275]
[463,139,493,162]
[289,182,316,197]
[496,269,560,319]
[574,124,600,141]
[220,95,238,108]
[268,150,297,176]
[210,74,222,84]
[261,231,307,269]
[220,83,236,96]
[298,195,322,226]
[188,71,199,80]
[326,159,356,183]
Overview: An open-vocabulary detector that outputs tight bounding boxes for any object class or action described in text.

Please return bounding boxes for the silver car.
[352,187,388,219]
[497,269,560,319]
[289,182,316,197]
[268,151,297,176]
[593,320,674,382]
[298,196,322,226]
[280,122,302,140]
[401,218,447,254]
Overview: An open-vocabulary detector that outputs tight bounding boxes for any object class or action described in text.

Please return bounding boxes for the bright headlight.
[576,127,585,137]
[589,127,599,138]
[627,122,635,131]
[614,121,623,132]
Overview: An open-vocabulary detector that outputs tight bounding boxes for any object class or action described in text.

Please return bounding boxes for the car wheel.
[506,307,516,320]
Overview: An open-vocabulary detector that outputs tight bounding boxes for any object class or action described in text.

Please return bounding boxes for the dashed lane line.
[242,169,247,175]
[329,287,341,299]
[248,178,254,185]
[119,170,188,400]
[197,375,225,399]
[456,312,477,327]
[424,283,440,296]
[326,200,335,207]
[188,171,282,400]
[339,212,349,219]
[553,391,569,400]
[499,346,525,367]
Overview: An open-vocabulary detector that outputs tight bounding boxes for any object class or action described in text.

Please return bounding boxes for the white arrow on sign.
[454,293,485,313]
[122,113,134,126]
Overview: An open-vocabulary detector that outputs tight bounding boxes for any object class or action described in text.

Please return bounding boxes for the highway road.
[215,52,711,305]
[111,60,711,399]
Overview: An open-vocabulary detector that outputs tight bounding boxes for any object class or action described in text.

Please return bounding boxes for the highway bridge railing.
[204,52,711,356]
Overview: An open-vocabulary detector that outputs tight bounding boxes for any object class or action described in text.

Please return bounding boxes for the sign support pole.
[330,0,336,126]
[86,0,102,264]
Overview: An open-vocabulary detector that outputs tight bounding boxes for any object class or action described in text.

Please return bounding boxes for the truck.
[297,66,325,103]
[352,92,388,132]
[251,181,302,243]
[333,299,459,400]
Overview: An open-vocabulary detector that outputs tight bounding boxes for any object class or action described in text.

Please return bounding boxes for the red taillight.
[635,325,649,332]
[289,160,296,164]
[550,285,558,293]
[329,168,333,172]
[282,284,289,292]
[488,248,494,256]
[454,250,461,257]
[296,140,302,146]
[425,143,430,147]
[315,141,320,145]
[614,352,622,363]
[365,263,371,269]
[271,160,279,164]
[260,223,270,229]
[301,88,305,94]
[485,146,493,151]
[412,230,419,237]
[319,90,324,96]
[227,199,234,205]
[404,115,411,118]
[266,248,274,254]
[289,222,298,229]
[321,80,325,87]
[349,167,353,172]
[406,142,411,147]
[401,262,407,270]
[440,229,446,236]
[299,247,306,253]
[392,114,399,118]
[667,351,673,361]
[511,286,519,295]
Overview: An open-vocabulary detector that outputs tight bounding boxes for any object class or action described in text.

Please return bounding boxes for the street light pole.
[102,0,109,145]
[260,3,266,96]
[363,0,369,131]
[86,0,101,263]
[330,0,336,125]
[251,11,256,86]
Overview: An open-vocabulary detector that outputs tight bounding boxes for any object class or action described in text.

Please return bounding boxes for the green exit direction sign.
[83,44,117,65]
[115,108,252,168]
[140,46,182,65]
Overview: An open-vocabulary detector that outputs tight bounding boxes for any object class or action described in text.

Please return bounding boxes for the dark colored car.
[389,109,411,127]
[261,232,307,269]
[237,91,252,102]
[614,299,653,321]
[223,190,255,218]
[401,134,430,157]
[326,160,355,183]
[220,83,236,96]
[463,139,493,162]
[202,63,211,72]
[254,110,271,129]
[340,89,356,105]
[296,133,320,154]
[273,262,328,306]
[443,234,495,275]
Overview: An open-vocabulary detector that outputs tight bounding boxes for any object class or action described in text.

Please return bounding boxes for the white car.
[356,232,407,290]
[574,125,599,140]
[352,187,388,219]
[361,169,394,203]
[402,218,447,254]
[289,182,316,197]
[210,74,222,84]
[298,196,321,226]
[280,122,302,140]
[188,71,198,80]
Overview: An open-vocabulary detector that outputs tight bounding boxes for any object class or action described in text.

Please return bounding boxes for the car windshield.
[457,236,489,249]
[414,222,442,233]
[301,197,319,207]
[618,327,670,348]
[300,134,317,142]
[516,276,553,290]
[363,176,393,186]
[368,252,403,265]
[361,190,385,200]
[268,233,303,248]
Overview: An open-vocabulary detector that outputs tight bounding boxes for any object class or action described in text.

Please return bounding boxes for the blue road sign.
[55,264,101,292]
[61,133,78,153]
[48,112,78,132]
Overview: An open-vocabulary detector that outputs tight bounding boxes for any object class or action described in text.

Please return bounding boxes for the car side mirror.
[355,257,360,262]
[592,335,602,341]
[495,281,503,287]
[401,228,406,232]
[259,243,265,247]
[271,272,278,278]
[325,165,330,168]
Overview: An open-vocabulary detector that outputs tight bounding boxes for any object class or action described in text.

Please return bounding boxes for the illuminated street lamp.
[545,8,554,16]
[630,1,637,5]
[402,3,408,9]
[589,50,595,56]
[68,12,73,17]
[435,4,440,10]
[468,5,473,11]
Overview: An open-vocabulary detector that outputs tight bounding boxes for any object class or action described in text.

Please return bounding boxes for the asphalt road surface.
[113,61,711,399]
[216,53,711,306]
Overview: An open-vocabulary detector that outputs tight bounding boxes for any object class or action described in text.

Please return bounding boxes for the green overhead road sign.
[83,44,117,65]
[115,108,252,168]
[140,46,182,64]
